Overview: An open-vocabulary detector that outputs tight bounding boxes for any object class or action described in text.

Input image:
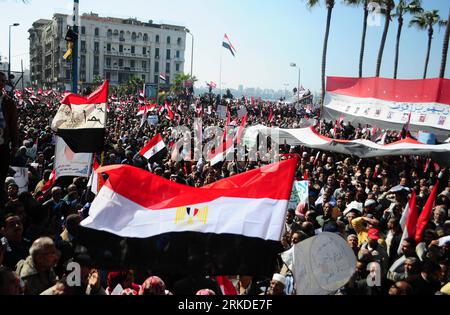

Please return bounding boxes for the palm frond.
[305,0,321,9]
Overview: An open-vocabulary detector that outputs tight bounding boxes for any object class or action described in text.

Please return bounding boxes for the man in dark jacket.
[0,72,19,207]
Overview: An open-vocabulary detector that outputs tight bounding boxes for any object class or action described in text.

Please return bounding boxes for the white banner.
[292,232,356,295]
[55,136,92,178]
[147,115,159,125]
[324,92,450,131]
[288,180,309,209]
[217,105,227,120]
[12,167,29,194]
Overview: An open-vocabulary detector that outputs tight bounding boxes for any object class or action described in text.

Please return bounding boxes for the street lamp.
[290,62,300,104]
[8,23,20,81]
[283,83,289,99]
[186,28,194,77]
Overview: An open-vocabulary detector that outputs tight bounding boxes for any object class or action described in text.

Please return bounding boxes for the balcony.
[104,50,149,59]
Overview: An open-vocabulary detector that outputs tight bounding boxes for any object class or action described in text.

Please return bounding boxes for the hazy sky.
[1,0,449,93]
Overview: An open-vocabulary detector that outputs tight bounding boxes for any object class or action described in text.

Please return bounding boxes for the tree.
[410,10,443,79]
[439,10,449,78]
[374,0,395,77]
[304,0,336,105]
[171,72,197,95]
[92,75,103,89]
[392,0,423,79]
[117,76,143,96]
[344,0,369,78]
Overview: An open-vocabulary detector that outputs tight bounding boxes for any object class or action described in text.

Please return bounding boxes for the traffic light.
[63,41,73,60]
[65,27,78,42]
[63,27,78,60]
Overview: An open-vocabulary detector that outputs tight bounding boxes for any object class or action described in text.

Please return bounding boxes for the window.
[66,69,70,79]
[166,49,171,59]
[107,43,111,52]
[166,62,170,73]
[176,63,180,72]
[94,42,99,53]
[142,74,146,81]
[80,41,86,52]
[118,59,123,67]
[119,30,124,40]
[131,46,135,54]
[155,35,159,43]
[142,60,147,70]
[81,26,85,35]
[94,56,99,69]
[167,36,170,44]
[106,57,111,67]
[107,29,112,38]
[176,50,180,58]
[130,60,135,68]
[177,37,181,45]
[143,33,148,41]
[155,48,159,58]
[143,47,147,55]
[95,28,99,36]
[80,55,86,67]
[119,45,123,53]
[132,32,137,41]
[113,29,118,36]
[166,75,170,83]
[106,72,111,80]
[154,75,158,84]
[154,61,159,72]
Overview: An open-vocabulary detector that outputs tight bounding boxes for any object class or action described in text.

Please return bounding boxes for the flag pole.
[219,44,223,100]
[72,0,79,93]
[156,74,160,105]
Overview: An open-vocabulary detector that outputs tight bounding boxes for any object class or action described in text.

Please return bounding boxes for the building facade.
[29,13,187,89]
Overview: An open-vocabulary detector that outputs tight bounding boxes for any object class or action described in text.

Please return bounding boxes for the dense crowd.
[0,72,449,295]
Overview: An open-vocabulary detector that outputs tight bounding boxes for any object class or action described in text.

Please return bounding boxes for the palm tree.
[305,0,335,105]
[392,0,423,79]
[374,0,395,77]
[171,72,197,95]
[439,10,449,78]
[344,0,369,78]
[410,10,443,79]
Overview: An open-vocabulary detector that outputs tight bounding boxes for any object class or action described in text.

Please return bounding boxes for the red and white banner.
[323,77,450,140]
[247,125,450,166]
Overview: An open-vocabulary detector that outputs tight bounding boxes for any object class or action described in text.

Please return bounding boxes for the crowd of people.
[0,71,449,295]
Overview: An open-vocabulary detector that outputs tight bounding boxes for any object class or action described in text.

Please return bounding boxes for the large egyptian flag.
[222,33,236,57]
[78,158,297,275]
[51,81,108,152]
[322,77,450,140]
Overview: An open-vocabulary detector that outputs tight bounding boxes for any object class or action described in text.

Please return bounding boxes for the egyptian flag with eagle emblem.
[78,158,297,275]
[51,81,108,153]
